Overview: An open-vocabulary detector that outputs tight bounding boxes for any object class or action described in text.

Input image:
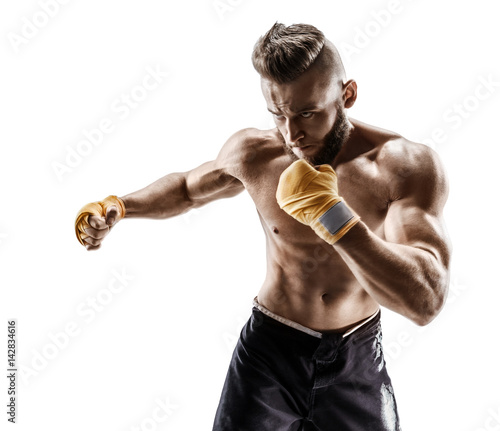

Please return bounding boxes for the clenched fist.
[75,195,126,250]
[276,160,360,244]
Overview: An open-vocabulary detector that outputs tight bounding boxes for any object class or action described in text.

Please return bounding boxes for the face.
[278,106,351,165]
[261,65,352,165]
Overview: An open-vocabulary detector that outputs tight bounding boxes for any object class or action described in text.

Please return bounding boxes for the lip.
[292,145,315,156]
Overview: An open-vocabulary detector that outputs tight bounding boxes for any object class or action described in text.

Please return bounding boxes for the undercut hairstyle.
[252,22,345,85]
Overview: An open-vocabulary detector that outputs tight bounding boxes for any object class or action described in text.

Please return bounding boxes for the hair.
[252,22,345,84]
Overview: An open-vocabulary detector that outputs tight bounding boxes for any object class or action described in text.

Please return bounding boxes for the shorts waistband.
[252,297,380,339]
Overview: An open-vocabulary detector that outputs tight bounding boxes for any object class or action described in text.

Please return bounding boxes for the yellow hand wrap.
[74,195,126,245]
[276,160,360,244]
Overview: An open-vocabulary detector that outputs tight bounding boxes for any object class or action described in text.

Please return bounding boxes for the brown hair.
[252,23,326,84]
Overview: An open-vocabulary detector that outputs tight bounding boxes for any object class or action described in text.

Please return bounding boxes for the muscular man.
[75,23,451,430]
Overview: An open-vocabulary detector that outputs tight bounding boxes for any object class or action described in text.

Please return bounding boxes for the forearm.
[334,222,449,325]
[120,172,194,219]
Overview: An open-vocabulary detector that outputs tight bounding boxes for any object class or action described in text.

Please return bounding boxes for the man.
[75,23,451,430]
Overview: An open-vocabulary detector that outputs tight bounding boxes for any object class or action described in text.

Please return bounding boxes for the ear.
[342,79,357,109]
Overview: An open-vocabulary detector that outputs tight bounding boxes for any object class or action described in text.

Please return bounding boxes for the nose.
[284,118,304,145]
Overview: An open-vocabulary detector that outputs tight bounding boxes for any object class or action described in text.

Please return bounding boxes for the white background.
[1,1,499,430]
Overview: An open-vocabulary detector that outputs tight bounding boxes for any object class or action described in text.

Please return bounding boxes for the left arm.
[334,147,452,325]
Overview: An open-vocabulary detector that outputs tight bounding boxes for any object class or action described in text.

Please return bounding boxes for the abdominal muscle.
[242,141,383,333]
[255,218,380,332]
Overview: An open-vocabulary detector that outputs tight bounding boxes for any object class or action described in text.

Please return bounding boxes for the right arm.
[78,129,253,250]
[120,160,244,220]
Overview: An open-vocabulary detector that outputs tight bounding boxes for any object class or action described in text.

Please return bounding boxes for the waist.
[253,297,380,339]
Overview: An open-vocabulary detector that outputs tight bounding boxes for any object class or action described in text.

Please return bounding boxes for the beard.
[280,106,352,165]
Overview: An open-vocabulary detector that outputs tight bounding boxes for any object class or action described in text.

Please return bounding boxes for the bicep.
[183,128,260,206]
[385,200,450,266]
[384,148,451,267]
[185,160,244,206]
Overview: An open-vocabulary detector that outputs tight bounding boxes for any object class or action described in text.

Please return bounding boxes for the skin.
[82,52,452,331]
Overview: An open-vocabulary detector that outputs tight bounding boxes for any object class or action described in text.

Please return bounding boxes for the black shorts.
[213,302,401,431]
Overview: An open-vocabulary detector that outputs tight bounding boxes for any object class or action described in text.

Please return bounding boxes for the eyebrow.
[267,105,320,115]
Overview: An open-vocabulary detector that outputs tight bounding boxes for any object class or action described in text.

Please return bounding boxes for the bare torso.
[230,118,411,331]
[116,115,445,330]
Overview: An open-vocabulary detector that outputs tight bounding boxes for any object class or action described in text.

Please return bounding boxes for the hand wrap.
[74,195,126,245]
[276,160,360,244]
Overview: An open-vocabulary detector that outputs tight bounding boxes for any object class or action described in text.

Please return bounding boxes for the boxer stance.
[75,23,451,430]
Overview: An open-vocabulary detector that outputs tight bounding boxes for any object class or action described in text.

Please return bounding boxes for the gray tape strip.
[318,201,354,235]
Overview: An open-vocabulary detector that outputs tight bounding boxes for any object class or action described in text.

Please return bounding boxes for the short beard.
[281,106,352,165]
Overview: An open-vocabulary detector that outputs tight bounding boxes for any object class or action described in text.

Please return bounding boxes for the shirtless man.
[75,23,451,430]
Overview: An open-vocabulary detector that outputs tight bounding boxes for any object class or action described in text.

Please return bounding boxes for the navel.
[272,226,279,234]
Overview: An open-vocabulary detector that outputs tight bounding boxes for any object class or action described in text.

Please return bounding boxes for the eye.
[273,113,284,120]
[301,112,313,118]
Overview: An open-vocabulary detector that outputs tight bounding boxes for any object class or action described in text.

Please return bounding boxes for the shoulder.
[215,127,284,179]
[379,136,449,212]
[350,119,448,203]
[380,136,445,177]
